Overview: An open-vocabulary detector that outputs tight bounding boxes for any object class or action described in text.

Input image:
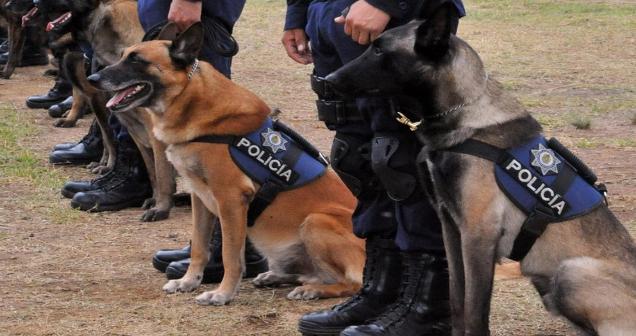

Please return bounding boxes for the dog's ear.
[414,3,454,58]
[156,22,180,41]
[169,22,203,69]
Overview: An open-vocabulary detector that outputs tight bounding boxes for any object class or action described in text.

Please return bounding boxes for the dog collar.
[187,58,200,81]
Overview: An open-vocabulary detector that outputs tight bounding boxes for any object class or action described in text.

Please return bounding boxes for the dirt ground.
[0,1,634,335]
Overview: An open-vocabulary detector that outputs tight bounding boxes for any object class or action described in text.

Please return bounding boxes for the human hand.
[334,0,390,45]
[168,0,202,32]
[281,29,313,64]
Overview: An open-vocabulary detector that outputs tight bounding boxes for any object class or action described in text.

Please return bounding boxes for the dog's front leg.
[163,193,214,293]
[461,229,498,336]
[141,139,176,222]
[440,213,466,336]
[195,196,247,306]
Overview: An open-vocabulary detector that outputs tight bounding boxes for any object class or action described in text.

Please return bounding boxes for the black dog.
[326,3,636,336]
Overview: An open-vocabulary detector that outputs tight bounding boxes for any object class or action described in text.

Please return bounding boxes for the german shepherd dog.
[88,23,365,305]
[1,0,46,78]
[325,4,636,336]
[38,0,179,221]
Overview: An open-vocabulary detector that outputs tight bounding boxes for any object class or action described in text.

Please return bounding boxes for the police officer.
[283,0,465,335]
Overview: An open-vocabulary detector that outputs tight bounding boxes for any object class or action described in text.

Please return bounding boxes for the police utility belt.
[445,136,607,261]
[311,75,363,129]
[189,117,329,226]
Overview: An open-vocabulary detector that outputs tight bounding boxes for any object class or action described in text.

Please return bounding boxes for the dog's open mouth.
[106,83,151,111]
[21,7,39,27]
[46,11,72,32]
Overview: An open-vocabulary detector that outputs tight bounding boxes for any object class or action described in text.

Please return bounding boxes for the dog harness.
[189,117,329,226]
[447,136,606,261]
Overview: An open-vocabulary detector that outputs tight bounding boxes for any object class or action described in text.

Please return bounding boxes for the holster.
[311,74,363,130]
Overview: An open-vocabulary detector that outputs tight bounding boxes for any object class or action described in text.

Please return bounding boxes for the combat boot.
[25,77,71,109]
[340,251,451,336]
[49,119,103,165]
[70,140,152,211]
[298,237,402,336]
[164,219,268,283]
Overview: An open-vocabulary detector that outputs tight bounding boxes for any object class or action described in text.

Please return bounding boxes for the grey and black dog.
[325,2,636,336]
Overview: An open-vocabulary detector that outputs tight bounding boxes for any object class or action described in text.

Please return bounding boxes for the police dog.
[88,23,365,305]
[0,0,47,78]
[325,4,636,336]
[38,0,179,221]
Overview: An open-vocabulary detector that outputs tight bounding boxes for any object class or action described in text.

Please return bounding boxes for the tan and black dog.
[88,23,365,305]
[37,0,179,221]
[325,3,636,336]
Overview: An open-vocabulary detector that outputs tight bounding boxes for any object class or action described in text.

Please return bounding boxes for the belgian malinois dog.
[37,0,179,221]
[88,23,365,305]
[325,3,636,336]
[1,0,47,78]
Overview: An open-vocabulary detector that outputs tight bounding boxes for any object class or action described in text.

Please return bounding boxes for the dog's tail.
[63,52,99,97]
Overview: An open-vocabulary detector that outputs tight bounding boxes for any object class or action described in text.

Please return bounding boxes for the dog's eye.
[373,46,383,56]
[127,52,146,65]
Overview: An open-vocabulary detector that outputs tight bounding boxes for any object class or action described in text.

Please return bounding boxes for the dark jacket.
[285,0,466,30]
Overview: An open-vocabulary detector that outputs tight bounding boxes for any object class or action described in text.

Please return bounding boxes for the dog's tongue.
[106,86,137,109]
[46,11,72,32]
[21,7,39,27]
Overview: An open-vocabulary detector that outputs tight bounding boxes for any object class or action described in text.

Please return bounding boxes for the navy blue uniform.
[286,0,465,252]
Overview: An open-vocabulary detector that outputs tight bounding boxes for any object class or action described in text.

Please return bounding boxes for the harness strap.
[446,138,509,164]
[247,180,284,227]
[508,164,576,260]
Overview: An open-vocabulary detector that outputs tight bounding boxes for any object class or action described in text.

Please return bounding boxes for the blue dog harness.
[448,136,606,261]
[189,117,328,226]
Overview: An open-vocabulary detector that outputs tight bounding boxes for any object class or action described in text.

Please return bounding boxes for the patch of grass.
[613,138,636,148]
[0,232,7,240]
[569,115,592,130]
[0,104,82,224]
[535,114,566,130]
[575,138,600,149]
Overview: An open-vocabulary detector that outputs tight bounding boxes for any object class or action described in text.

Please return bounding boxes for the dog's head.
[88,22,203,114]
[325,2,485,119]
[35,0,95,34]
[4,0,34,16]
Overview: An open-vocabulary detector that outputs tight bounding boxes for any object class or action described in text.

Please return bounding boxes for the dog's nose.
[87,73,101,85]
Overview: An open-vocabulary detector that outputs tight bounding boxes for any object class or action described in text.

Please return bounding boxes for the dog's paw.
[252,271,283,288]
[86,161,100,170]
[141,208,170,222]
[287,286,321,300]
[53,118,77,128]
[91,165,111,175]
[162,278,200,294]
[195,290,233,306]
[141,198,155,210]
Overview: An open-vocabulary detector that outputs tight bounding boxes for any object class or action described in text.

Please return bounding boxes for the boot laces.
[372,256,430,328]
[331,245,380,311]
[79,123,101,146]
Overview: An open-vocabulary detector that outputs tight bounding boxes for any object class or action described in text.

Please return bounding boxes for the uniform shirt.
[285,0,466,30]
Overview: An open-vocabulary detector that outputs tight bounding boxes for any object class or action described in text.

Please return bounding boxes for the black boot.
[70,140,152,211]
[152,245,192,273]
[340,252,451,336]
[48,95,73,118]
[49,120,102,164]
[164,219,269,283]
[26,77,72,109]
[298,237,403,336]
[60,166,114,199]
